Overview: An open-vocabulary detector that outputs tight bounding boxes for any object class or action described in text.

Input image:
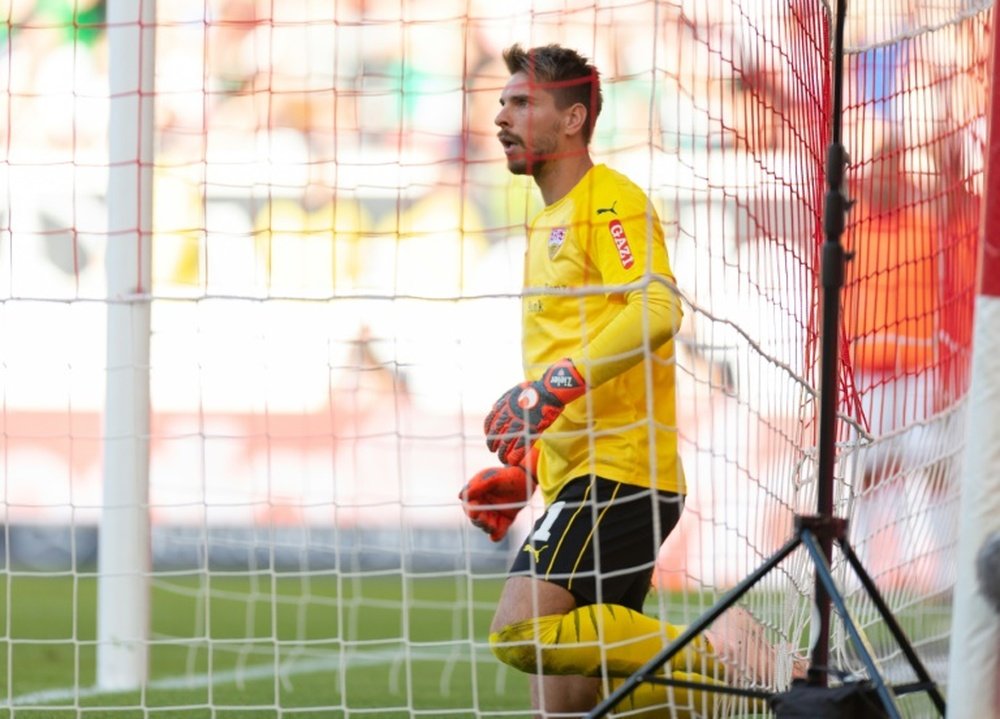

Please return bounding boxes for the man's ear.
[563,102,589,139]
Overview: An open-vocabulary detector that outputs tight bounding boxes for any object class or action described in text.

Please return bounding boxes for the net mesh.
[0,0,991,716]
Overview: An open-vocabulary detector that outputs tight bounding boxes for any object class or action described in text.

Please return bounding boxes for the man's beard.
[508,148,552,177]
[506,133,558,178]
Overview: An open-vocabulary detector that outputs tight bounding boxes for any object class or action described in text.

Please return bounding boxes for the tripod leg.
[800,529,903,719]
[837,536,948,715]
[600,670,751,718]
[587,533,802,718]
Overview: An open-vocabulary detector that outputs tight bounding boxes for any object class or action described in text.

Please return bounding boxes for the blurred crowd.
[0,0,986,294]
[0,1,989,589]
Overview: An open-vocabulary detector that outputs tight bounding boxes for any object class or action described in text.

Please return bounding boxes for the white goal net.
[0,0,992,716]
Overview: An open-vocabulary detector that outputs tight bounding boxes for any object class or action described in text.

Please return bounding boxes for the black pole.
[810,0,850,686]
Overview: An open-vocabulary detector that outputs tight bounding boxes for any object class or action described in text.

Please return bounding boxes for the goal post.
[945,2,1000,714]
[98,0,156,691]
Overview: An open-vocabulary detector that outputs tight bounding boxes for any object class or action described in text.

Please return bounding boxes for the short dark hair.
[502,43,603,143]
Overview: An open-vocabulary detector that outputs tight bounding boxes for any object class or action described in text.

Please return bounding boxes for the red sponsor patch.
[608,220,634,269]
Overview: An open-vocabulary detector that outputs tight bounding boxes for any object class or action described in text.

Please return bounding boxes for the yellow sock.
[490,604,721,679]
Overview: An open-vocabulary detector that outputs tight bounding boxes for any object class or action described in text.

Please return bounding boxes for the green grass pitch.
[0,571,531,718]
[0,571,950,718]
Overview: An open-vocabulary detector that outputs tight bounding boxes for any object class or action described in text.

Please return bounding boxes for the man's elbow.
[648,293,683,351]
[648,320,677,352]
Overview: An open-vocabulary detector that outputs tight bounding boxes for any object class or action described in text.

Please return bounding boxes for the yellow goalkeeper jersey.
[522,164,686,504]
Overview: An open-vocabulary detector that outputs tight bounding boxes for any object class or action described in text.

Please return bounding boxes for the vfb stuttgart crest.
[547,227,567,258]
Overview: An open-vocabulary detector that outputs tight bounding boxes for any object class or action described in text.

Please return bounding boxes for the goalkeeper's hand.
[459,464,537,542]
[484,358,586,466]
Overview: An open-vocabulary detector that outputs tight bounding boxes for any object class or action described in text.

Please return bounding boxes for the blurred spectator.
[251,191,372,298]
[33,0,104,46]
[842,131,975,590]
[152,172,204,290]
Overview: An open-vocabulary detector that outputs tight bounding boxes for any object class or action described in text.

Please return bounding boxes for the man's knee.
[489,616,559,674]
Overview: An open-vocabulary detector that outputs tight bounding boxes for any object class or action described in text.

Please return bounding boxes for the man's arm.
[483,281,681,466]
[568,278,682,387]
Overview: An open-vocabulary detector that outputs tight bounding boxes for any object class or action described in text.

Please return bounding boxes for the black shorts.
[509,476,683,612]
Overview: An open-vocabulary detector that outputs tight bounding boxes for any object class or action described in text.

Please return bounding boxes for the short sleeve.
[590,189,673,288]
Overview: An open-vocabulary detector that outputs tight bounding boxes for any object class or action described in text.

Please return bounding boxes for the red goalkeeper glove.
[459,465,536,542]
[484,359,586,466]
[459,447,539,542]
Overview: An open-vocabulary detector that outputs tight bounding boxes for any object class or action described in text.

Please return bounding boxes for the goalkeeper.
[459,43,734,717]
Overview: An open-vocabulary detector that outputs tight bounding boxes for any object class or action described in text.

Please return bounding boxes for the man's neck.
[535,152,595,206]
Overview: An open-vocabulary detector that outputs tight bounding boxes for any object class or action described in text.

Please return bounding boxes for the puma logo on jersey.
[522,543,549,563]
[596,200,618,216]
